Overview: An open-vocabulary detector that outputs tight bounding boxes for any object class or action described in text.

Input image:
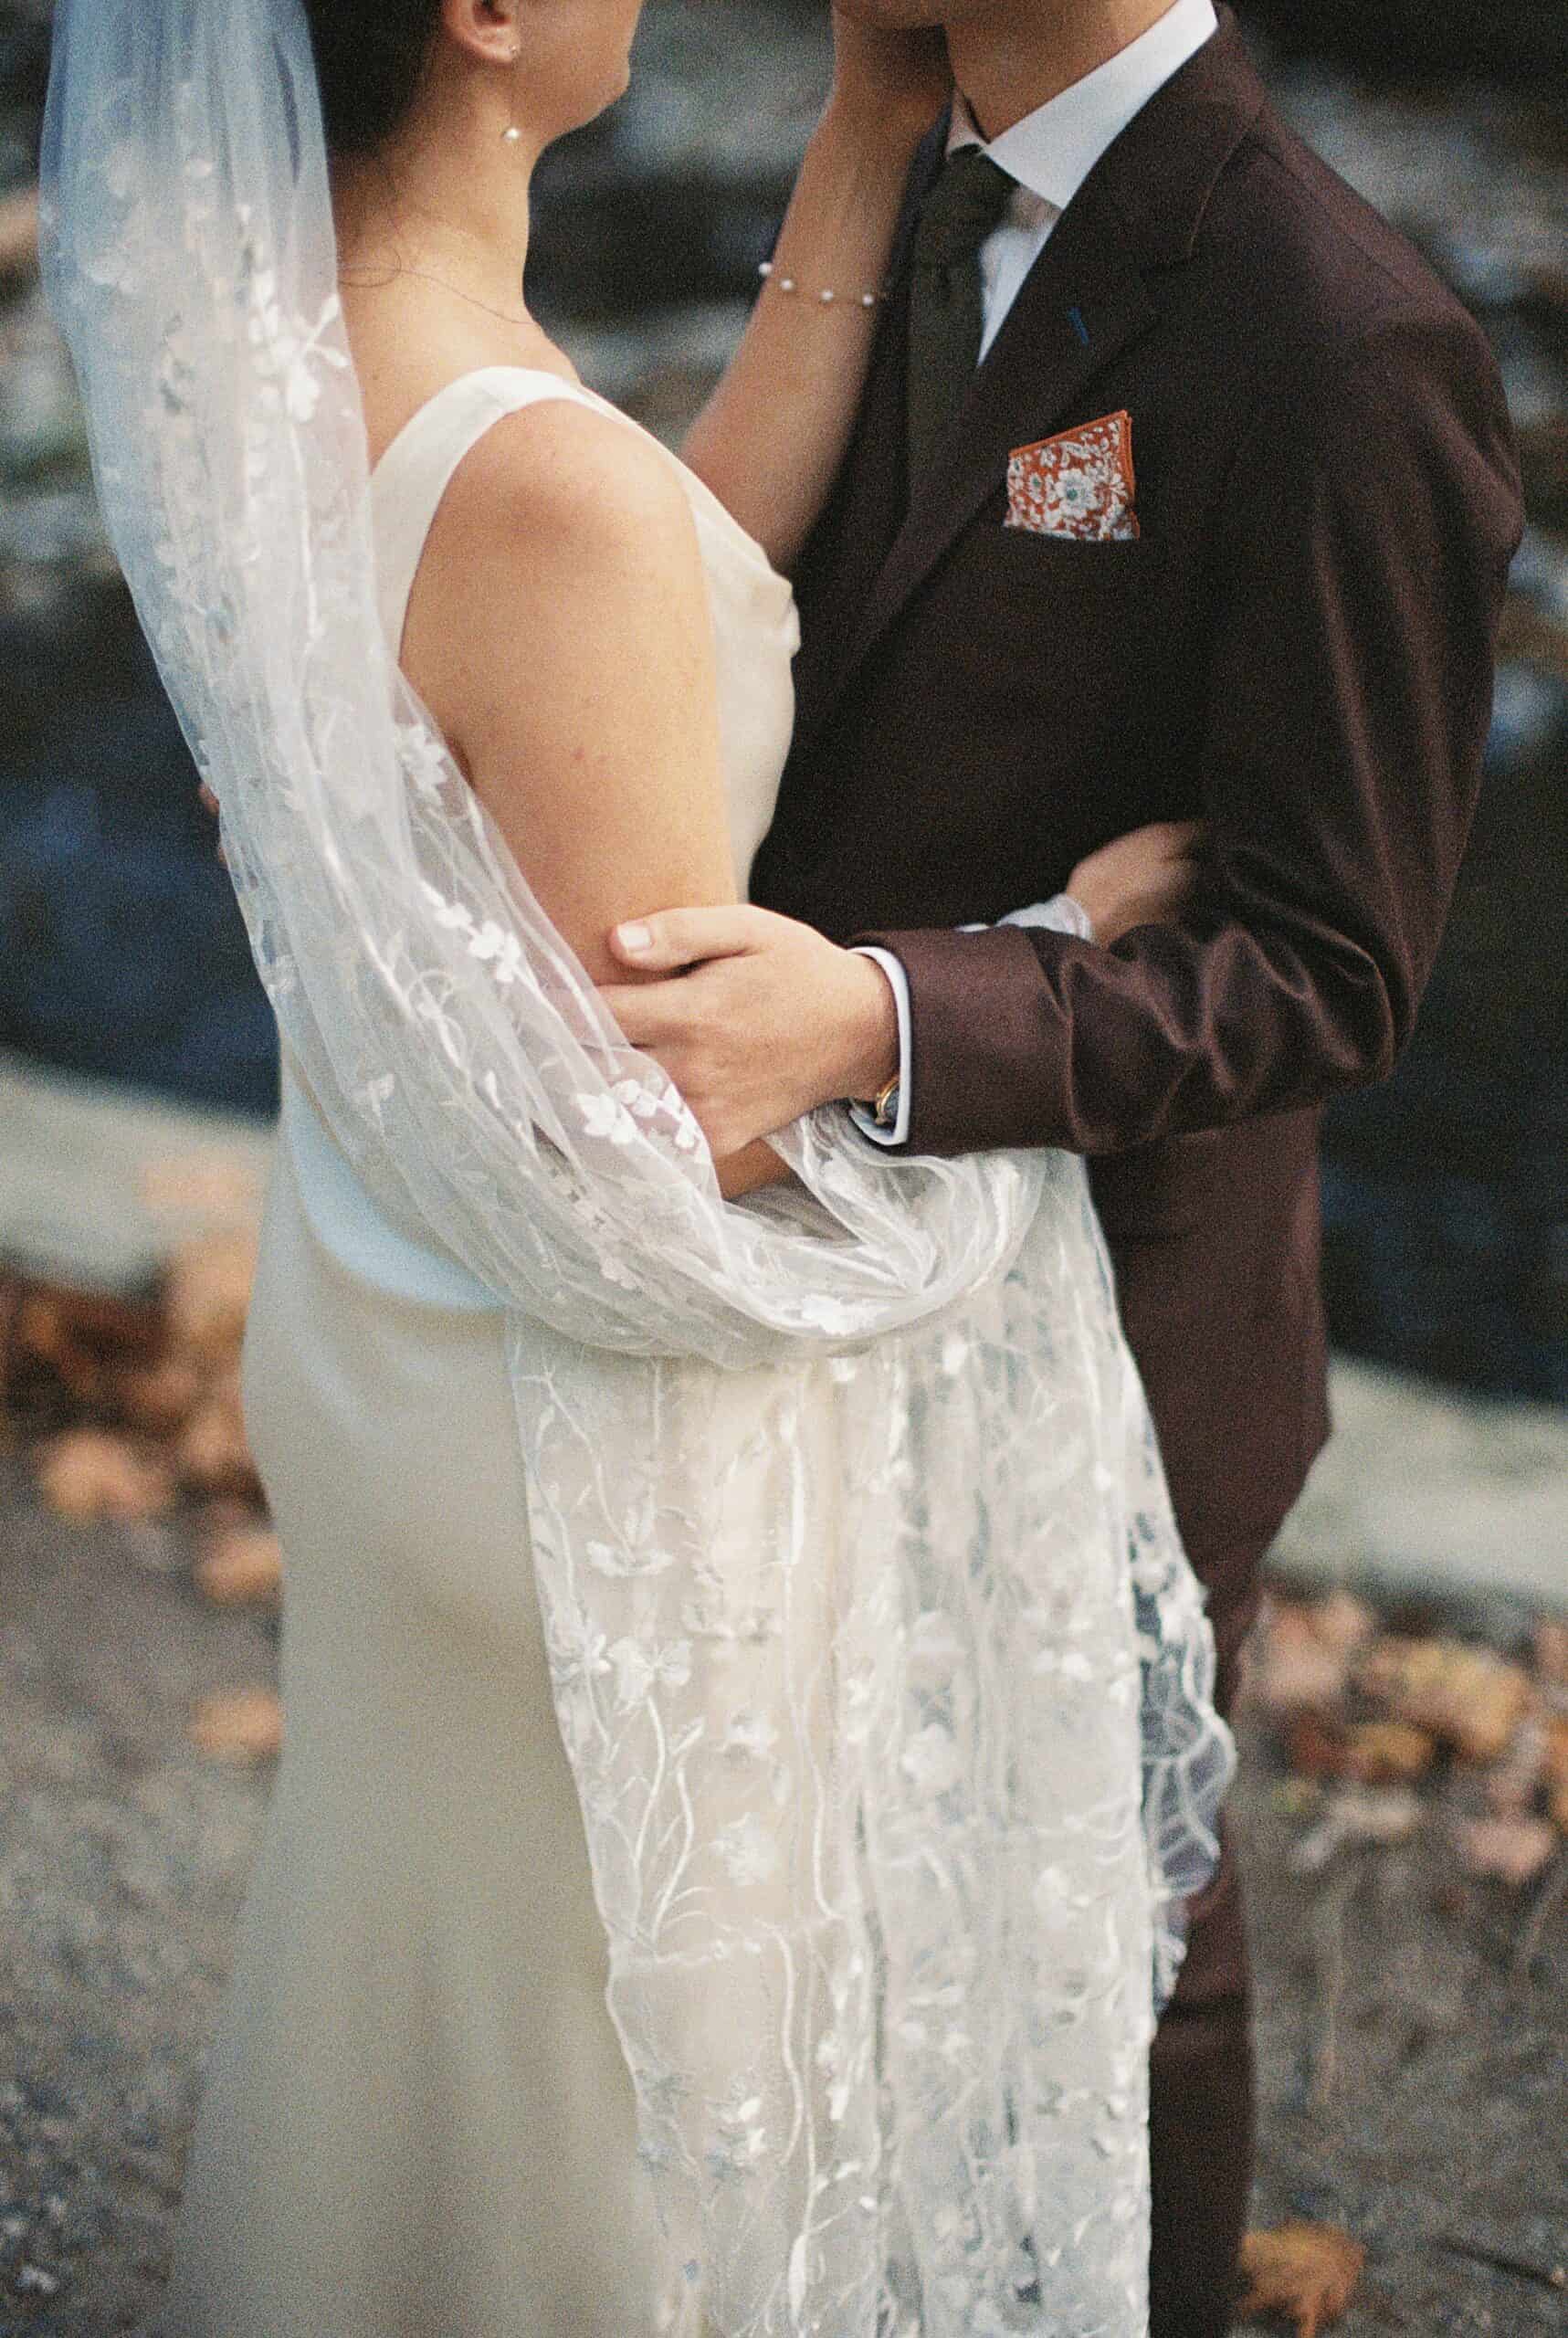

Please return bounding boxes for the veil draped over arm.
[41,3,1232,2328]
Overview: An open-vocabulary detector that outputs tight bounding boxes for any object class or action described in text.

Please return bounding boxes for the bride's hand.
[1068,820,1207,947]
[828,7,951,145]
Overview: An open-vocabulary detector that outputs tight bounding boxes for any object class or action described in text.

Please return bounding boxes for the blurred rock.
[0,287,84,479]
[1357,1638,1533,1765]
[1291,1783,1424,1872]
[1510,526,1568,627]
[0,4,47,195]
[1240,0,1568,89]
[0,785,277,1112]
[0,484,113,608]
[557,300,751,441]
[1485,660,1568,775]
[0,180,36,279]
[1275,1356,1568,1618]
[530,0,827,323]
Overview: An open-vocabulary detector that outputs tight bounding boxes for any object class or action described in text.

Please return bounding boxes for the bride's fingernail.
[617,922,653,953]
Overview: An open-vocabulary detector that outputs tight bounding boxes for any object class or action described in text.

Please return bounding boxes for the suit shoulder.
[1200,105,1493,379]
[1181,112,1521,561]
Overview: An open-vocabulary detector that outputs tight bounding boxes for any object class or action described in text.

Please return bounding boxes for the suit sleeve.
[854,310,1524,1157]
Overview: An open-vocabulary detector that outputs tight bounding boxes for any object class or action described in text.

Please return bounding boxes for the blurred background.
[0,5,1564,2333]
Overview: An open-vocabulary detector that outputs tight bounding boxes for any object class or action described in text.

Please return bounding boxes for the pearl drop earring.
[502,44,522,142]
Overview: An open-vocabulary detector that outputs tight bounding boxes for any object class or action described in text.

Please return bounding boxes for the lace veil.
[42,1,1232,2328]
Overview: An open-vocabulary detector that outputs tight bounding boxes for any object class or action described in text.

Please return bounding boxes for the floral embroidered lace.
[41,3,1233,2328]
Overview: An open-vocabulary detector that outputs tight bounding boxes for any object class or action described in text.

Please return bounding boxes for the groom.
[605,1,1521,2327]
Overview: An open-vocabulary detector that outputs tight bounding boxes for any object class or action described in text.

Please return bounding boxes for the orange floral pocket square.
[1005,410,1139,541]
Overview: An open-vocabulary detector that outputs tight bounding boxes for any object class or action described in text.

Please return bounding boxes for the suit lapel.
[835,179,1158,707]
[791,122,945,750]
[797,8,1268,747]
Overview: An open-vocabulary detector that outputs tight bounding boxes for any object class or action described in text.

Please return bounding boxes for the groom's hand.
[601,906,900,1157]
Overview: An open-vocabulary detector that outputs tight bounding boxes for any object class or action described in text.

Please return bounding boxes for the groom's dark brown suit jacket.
[750,9,1522,1564]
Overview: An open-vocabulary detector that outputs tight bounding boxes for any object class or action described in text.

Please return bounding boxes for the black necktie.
[906,145,1016,495]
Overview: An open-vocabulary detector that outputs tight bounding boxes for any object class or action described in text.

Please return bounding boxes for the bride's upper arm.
[401,399,737,985]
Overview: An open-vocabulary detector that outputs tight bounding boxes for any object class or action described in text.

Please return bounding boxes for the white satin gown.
[159,369,801,2337]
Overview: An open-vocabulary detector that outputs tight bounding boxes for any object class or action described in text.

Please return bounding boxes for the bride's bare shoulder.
[442,394,700,575]
[402,388,717,774]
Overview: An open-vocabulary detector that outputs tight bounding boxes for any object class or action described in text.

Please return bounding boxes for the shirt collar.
[947,0,1219,216]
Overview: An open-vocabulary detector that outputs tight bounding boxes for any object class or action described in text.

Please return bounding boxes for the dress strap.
[369,366,609,658]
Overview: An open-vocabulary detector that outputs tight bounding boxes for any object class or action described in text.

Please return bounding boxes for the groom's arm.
[847,897,1098,1148]
[601,308,1521,1165]
[856,311,1522,1157]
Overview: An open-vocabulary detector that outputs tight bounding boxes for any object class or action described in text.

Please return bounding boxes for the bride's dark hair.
[300,0,441,158]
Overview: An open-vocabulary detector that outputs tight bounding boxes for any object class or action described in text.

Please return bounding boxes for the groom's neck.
[947,0,1183,139]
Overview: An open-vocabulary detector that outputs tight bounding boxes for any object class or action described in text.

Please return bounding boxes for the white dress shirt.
[849,0,1218,1146]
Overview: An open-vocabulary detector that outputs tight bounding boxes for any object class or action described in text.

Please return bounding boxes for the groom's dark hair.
[300,0,441,158]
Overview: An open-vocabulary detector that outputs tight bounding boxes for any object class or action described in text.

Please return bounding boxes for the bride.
[42,1,1231,2332]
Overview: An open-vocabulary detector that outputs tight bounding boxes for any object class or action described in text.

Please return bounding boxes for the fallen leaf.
[1456,1814,1558,1888]
[1237,2222,1365,2336]
[1286,1716,1352,1780]
[1533,1617,1568,1690]
[113,1353,204,1437]
[1544,1718,1568,1833]
[188,1689,282,1764]
[1485,1715,1550,1815]
[0,184,38,282]
[176,1380,260,1501]
[1358,1637,1532,1765]
[1342,1721,1436,1785]
[36,1429,176,1523]
[14,1293,125,1406]
[195,1525,282,1607]
[1306,1591,1378,1659]
[1255,1605,1352,1714]
[1287,1717,1436,1786]
[17,1282,163,1361]
[164,1232,258,1362]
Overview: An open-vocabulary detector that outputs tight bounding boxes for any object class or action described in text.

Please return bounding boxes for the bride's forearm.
[682,103,927,573]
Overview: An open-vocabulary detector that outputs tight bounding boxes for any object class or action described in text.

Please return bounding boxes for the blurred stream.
[1,0,1564,1399]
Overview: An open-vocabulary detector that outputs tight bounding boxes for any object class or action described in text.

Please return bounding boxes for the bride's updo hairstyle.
[300,0,442,158]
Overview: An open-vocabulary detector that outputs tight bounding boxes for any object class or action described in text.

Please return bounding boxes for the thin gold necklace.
[339,262,532,332]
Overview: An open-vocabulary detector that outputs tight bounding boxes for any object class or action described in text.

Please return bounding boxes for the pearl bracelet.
[758,259,884,311]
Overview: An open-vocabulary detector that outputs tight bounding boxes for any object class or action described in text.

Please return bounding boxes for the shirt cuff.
[845,903,1089,1152]
[846,945,912,1147]
[997,892,1096,941]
